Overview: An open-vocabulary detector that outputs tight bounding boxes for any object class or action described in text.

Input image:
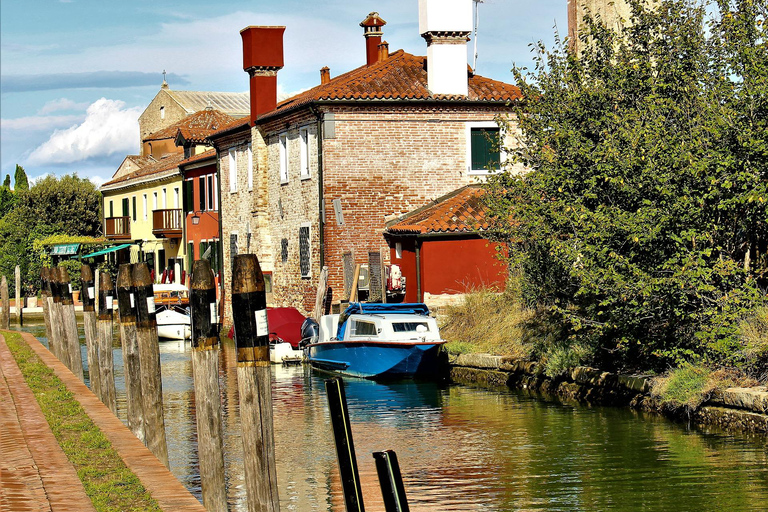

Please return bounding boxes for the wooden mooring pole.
[1,275,9,329]
[40,268,54,353]
[47,267,67,365]
[81,264,101,400]
[232,254,280,512]
[97,271,117,414]
[190,259,227,511]
[59,265,84,381]
[133,262,169,468]
[15,265,22,325]
[325,376,365,512]
[117,263,144,443]
[372,450,409,512]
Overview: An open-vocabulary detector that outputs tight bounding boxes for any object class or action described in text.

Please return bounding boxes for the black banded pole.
[97,271,117,414]
[373,450,410,512]
[232,254,279,512]
[81,264,101,400]
[117,263,144,443]
[325,376,365,512]
[190,259,227,511]
[59,265,84,381]
[40,268,55,356]
[133,262,168,466]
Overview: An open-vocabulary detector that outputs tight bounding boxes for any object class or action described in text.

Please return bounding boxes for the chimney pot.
[378,41,389,62]
[418,0,472,96]
[360,12,387,66]
[320,66,331,85]
[240,26,286,124]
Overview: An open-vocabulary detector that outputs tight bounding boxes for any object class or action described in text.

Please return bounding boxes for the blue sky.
[0,0,567,186]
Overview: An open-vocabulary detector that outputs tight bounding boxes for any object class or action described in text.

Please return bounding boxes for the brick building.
[210,0,524,327]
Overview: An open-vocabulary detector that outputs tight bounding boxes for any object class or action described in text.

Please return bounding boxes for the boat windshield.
[392,322,429,333]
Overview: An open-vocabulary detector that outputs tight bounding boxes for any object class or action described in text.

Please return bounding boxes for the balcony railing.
[105,216,131,240]
[152,209,183,238]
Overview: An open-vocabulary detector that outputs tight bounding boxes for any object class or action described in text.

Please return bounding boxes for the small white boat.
[156,305,191,340]
[270,341,303,364]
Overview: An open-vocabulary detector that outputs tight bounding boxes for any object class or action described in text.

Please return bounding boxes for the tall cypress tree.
[14,165,29,191]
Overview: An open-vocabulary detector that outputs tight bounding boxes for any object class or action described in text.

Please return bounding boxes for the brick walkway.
[0,331,206,511]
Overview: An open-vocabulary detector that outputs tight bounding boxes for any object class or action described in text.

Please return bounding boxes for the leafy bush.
[653,364,713,411]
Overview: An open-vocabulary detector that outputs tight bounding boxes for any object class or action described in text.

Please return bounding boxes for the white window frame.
[162,187,167,208]
[160,106,165,119]
[153,192,158,210]
[143,194,148,221]
[299,127,310,180]
[395,242,402,259]
[279,133,289,184]
[247,143,253,191]
[466,121,507,176]
[229,148,237,193]
[173,187,179,209]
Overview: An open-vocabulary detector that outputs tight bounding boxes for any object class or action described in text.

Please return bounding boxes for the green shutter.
[132,196,136,221]
[184,180,194,213]
[471,128,500,171]
[122,198,129,217]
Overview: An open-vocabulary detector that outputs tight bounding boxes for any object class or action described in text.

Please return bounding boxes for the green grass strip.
[5,332,161,512]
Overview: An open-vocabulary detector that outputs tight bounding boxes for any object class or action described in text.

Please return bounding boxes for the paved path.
[0,331,206,511]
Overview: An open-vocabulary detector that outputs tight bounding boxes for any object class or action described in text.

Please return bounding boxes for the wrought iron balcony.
[104,216,131,240]
[152,209,183,238]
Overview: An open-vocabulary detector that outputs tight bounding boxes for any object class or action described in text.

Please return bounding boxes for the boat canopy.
[337,302,430,339]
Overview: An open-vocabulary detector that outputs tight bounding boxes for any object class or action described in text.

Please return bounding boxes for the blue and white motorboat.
[303,303,446,379]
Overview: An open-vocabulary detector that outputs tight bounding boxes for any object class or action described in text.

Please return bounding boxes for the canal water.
[17,320,768,511]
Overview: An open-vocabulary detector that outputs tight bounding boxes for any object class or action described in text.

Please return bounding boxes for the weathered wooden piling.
[190,259,227,511]
[40,268,54,352]
[15,265,22,324]
[0,275,9,329]
[325,376,365,512]
[373,450,409,512]
[232,254,280,512]
[97,271,117,414]
[117,263,144,442]
[59,266,84,381]
[313,266,329,320]
[132,262,169,468]
[80,264,102,400]
[48,267,67,365]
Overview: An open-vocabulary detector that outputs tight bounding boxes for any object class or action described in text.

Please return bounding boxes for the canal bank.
[448,353,768,434]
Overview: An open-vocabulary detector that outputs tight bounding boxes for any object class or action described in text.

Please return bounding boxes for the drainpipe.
[310,105,325,269]
[415,239,422,302]
[215,151,225,321]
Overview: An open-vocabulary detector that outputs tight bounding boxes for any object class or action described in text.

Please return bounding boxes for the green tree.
[13,165,29,191]
[485,0,768,373]
[2,175,10,188]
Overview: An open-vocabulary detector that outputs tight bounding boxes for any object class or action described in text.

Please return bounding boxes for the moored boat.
[156,305,191,340]
[303,302,445,379]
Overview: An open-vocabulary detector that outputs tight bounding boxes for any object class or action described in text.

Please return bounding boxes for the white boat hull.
[157,308,191,340]
[270,342,303,364]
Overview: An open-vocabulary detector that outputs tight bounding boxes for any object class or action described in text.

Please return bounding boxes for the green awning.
[77,243,133,259]
[50,243,80,256]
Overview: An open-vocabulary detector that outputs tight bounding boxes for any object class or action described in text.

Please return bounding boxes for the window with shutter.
[199,177,206,211]
[299,225,310,277]
[470,128,500,172]
[183,180,193,213]
[281,238,288,263]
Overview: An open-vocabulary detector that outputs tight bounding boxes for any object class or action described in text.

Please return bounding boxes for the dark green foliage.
[14,164,29,191]
[2,175,10,188]
[485,0,768,373]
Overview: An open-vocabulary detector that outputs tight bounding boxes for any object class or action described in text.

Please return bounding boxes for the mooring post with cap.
[47,267,67,364]
[97,271,117,414]
[0,275,8,329]
[325,376,365,512]
[117,263,144,442]
[15,265,22,325]
[81,264,101,399]
[232,254,280,512]
[190,259,227,511]
[59,265,84,381]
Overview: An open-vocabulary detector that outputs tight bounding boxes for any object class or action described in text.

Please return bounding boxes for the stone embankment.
[448,354,768,434]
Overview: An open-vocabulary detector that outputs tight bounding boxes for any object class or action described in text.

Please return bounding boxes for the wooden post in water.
[59,266,84,381]
[132,262,168,467]
[117,263,144,443]
[313,266,329,320]
[325,376,365,512]
[80,264,101,400]
[232,254,280,512]
[15,265,22,324]
[372,450,409,512]
[48,267,68,366]
[40,268,54,353]
[97,271,117,414]
[190,259,227,511]
[0,275,9,329]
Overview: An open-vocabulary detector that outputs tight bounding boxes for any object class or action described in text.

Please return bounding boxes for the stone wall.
[449,354,768,434]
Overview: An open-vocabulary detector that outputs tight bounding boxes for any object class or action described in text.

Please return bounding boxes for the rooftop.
[386,185,490,235]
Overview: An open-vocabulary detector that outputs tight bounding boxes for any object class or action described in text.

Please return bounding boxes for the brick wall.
[138,90,188,152]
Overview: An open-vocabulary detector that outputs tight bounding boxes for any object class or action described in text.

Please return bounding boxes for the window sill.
[300,174,311,181]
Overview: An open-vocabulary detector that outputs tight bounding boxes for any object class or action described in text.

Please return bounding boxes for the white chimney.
[418,0,472,96]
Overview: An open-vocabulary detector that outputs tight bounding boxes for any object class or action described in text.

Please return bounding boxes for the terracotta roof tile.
[101,153,186,188]
[179,148,217,167]
[145,109,235,142]
[207,117,251,140]
[260,50,521,120]
[386,185,491,235]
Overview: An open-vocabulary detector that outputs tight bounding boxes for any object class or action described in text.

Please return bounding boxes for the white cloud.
[1,114,83,132]
[27,98,141,165]
[38,98,89,115]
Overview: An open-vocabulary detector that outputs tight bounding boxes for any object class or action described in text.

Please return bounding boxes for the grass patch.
[5,332,161,512]
[439,287,535,359]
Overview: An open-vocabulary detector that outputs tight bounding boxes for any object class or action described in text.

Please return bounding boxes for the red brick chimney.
[320,66,331,85]
[240,26,285,125]
[360,12,386,66]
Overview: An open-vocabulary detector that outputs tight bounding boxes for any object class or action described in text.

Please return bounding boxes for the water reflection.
[16,320,768,511]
